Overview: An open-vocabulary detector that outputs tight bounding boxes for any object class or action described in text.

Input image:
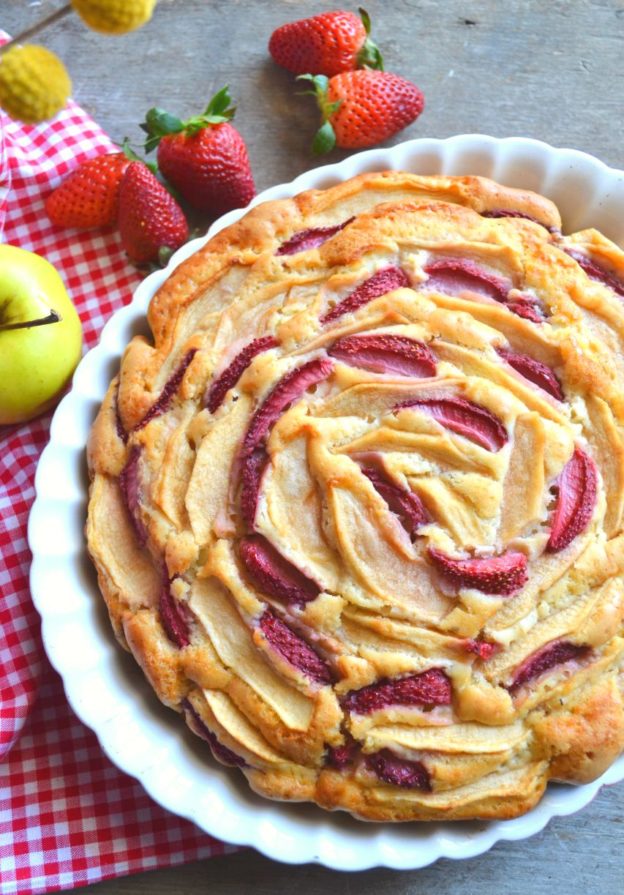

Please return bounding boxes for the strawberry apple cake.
[86,172,624,821]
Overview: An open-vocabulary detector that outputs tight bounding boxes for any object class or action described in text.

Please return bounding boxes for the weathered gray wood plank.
[69,785,624,895]
[4,0,624,183]
[3,1,623,892]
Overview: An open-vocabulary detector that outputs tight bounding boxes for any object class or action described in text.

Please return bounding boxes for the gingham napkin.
[0,60,238,895]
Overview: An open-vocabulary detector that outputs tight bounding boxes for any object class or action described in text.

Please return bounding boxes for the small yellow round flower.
[0,44,71,124]
[71,0,157,35]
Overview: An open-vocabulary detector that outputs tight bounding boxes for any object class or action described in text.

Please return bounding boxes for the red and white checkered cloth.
[0,57,239,895]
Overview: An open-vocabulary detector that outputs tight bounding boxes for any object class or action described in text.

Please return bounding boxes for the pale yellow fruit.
[0,245,82,425]
[71,0,157,35]
[0,45,71,124]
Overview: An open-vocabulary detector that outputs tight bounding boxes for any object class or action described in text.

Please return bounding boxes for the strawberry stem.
[121,137,159,174]
[140,86,236,153]
[140,109,185,153]
[356,8,384,70]
[312,121,336,155]
[158,245,175,267]
[297,74,340,156]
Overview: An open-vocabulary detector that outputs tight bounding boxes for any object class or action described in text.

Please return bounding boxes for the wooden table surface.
[4,1,624,893]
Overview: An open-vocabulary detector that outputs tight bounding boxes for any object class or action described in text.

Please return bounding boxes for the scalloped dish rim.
[28,135,624,872]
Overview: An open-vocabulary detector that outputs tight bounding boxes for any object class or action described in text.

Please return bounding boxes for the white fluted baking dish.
[29,135,624,870]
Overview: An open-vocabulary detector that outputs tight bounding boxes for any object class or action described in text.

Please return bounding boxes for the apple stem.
[0,310,62,332]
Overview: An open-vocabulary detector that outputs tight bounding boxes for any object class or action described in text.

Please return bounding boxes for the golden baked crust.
[86,172,624,822]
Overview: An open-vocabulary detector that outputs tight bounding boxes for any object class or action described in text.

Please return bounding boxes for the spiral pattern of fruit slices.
[87,173,624,822]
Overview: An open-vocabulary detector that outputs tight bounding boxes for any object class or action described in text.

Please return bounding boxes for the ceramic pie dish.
[29,135,624,869]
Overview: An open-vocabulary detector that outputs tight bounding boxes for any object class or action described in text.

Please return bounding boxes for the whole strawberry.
[269,8,383,77]
[46,152,131,229]
[141,87,255,218]
[300,70,424,154]
[117,162,188,264]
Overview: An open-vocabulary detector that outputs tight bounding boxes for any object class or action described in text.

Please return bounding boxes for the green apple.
[0,244,82,425]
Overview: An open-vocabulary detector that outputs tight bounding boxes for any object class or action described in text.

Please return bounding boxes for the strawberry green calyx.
[356,8,384,71]
[120,137,158,174]
[297,74,342,155]
[140,86,237,153]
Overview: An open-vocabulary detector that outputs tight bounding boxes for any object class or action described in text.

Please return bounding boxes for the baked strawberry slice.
[241,358,334,458]
[321,266,410,323]
[114,384,128,444]
[205,336,278,413]
[547,447,598,552]
[496,346,563,400]
[481,208,553,229]
[422,257,509,303]
[361,465,429,537]
[343,668,452,714]
[259,610,332,685]
[428,547,528,595]
[135,348,198,431]
[118,445,148,546]
[239,534,320,605]
[236,359,333,531]
[396,396,508,452]
[508,640,590,693]
[160,577,191,648]
[276,218,354,256]
[325,734,359,769]
[183,699,247,767]
[504,297,546,324]
[564,248,624,298]
[365,749,431,790]
[239,448,269,530]
[329,334,436,378]
[462,638,500,660]
[422,257,547,322]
